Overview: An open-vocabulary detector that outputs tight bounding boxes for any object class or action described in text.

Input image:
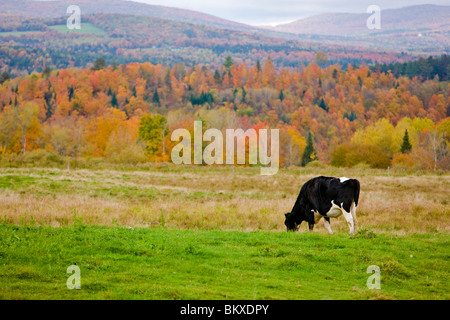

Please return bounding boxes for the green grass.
[0,24,106,37]
[0,224,448,300]
[0,31,44,37]
[0,166,448,299]
[49,23,107,35]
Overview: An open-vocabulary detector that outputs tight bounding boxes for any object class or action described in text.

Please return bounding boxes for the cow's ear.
[285,213,289,217]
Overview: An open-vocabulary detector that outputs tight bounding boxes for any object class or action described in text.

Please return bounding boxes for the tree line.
[373,55,450,81]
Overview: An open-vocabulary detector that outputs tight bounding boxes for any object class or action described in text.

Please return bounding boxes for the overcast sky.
[130,0,450,26]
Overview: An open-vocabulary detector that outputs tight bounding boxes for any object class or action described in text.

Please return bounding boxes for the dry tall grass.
[0,166,448,234]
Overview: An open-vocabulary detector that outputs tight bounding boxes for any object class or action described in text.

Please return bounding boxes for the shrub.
[305,160,326,168]
[352,227,376,239]
[392,153,416,169]
[331,143,391,168]
[19,149,64,166]
[108,145,148,165]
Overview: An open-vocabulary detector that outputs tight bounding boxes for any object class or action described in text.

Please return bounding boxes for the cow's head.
[284,212,302,232]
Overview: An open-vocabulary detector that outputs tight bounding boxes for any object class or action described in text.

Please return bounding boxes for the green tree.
[318,98,328,112]
[256,60,261,73]
[400,129,412,154]
[139,114,168,156]
[214,69,222,85]
[0,71,10,84]
[223,56,234,74]
[332,68,338,80]
[152,89,160,104]
[92,58,106,71]
[315,51,328,67]
[111,92,118,108]
[42,66,51,79]
[301,131,318,166]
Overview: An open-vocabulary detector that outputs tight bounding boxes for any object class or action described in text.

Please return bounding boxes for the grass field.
[49,23,107,35]
[0,24,106,37]
[0,165,448,299]
[1,225,448,300]
[0,31,44,37]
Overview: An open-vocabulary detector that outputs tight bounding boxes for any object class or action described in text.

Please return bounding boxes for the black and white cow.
[284,176,360,235]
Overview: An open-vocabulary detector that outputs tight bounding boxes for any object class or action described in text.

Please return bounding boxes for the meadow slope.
[0,165,448,300]
[0,166,448,233]
[0,225,448,300]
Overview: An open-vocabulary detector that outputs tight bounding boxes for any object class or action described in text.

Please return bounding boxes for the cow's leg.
[342,208,355,235]
[351,202,358,232]
[308,221,315,232]
[323,217,333,234]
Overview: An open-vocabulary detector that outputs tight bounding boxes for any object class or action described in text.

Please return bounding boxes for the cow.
[284,176,360,235]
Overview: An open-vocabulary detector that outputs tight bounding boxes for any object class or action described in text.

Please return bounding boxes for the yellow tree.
[15,102,42,154]
[139,113,169,161]
[86,108,127,157]
[351,118,396,156]
[279,126,306,167]
[261,57,276,88]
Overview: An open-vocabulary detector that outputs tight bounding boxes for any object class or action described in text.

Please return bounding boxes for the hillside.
[1,1,448,57]
[0,12,411,77]
[270,5,450,36]
[0,0,256,32]
[265,5,450,54]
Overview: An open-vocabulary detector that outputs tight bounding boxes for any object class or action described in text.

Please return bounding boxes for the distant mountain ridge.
[0,0,257,32]
[0,0,448,59]
[267,4,450,36]
[260,4,450,55]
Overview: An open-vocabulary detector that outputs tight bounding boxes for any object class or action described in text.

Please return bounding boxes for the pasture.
[48,23,107,35]
[0,31,45,37]
[0,165,448,299]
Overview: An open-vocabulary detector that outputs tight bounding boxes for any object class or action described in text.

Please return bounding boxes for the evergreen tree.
[343,111,357,121]
[302,131,318,166]
[318,98,328,112]
[256,60,261,73]
[42,66,51,79]
[111,92,118,108]
[190,91,213,105]
[68,86,74,101]
[223,56,233,74]
[401,129,412,154]
[332,68,338,80]
[214,69,222,85]
[279,89,284,101]
[152,89,160,104]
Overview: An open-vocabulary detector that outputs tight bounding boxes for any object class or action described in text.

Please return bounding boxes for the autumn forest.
[0,55,449,170]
